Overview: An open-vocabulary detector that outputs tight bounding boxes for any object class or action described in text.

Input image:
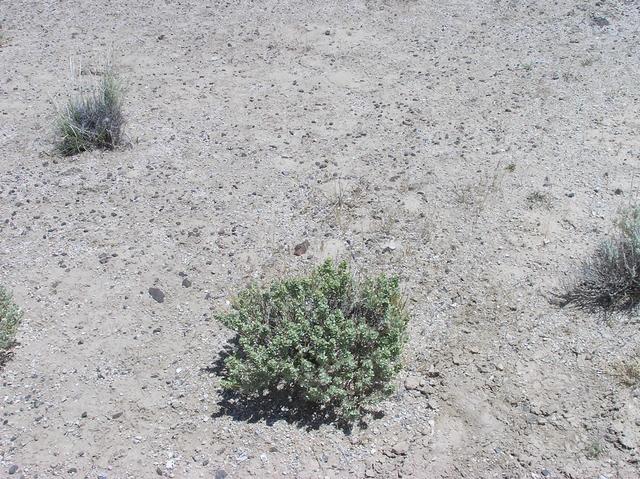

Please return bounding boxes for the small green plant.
[584,439,605,459]
[559,206,640,313]
[0,286,21,353]
[526,191,550,209]
[217,259,409,422]
[56,69,124,156]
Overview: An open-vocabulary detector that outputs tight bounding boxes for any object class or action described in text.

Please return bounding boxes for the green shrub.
[56,69,124,156]
[217,259,409,421]
[0,286,21,353]
[559,206,640,313]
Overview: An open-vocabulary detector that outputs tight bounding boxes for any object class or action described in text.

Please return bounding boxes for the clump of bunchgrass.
[56,69,124,156]
[217,259,409,422]
[558,206,640,314]
[0,286,21,354]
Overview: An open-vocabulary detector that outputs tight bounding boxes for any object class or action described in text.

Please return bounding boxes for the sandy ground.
[2,0,640,477]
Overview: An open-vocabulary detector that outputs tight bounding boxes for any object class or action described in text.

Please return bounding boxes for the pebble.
[8,465,18,475]
[149,287,165,303]
[182,278,192,288]
[404,376,421,391]
[391,441,410,456]
[215,471,228,479]
[294,240,310,256]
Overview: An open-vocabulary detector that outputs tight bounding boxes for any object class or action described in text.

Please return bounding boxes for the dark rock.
[592,16,610,27]
[149,287,165,303]
[294,240,310,256]
[215,471,228,479]
[156,467,163,476]
[81,411,87,418]
[112,412,123,419]
[8,465,18,475]
[182,278,192,288]
[68,467,78,474]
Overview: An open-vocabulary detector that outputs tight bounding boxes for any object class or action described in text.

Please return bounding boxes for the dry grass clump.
[56,69,124,156]
[559,206,640,314]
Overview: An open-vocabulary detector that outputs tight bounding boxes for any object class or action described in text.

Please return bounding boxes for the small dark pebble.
[294,240,310,256]
[215,471,228,479]
[149,287,165,303]
[541,469,551,477]
[156,467,163,476]
[68,467,78,474]
[202,459,209,466]
[153,327,162,333]
[81,411,87,418]
[565,192,575,198]
[592,16,610,27]
[112,412,123,419]
[182,278,192,288]
[615,188,623,195]
[8,465,18,475]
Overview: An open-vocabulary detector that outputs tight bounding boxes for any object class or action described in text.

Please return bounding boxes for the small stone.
[98,475,107,479]
[294,240,310,256]
[541,469,551,477]
[156,467,163,476]
[615,188,623,195]
[382,241,398,253]
[404,376,421,391]
[112,412,123,419]
[182,278,192,288]
[324,30,331,35]
[68,467,78,474]
[202,459,209,466]
[565,192,575,198]
[8,465,18,475]
[149,287,165,303]
[81,411,87,418]
[215,471,228,479]
[392,441,410,456]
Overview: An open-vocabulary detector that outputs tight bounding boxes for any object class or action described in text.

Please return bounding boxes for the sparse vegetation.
[526,191,550,209]
[559,206,640,314]
[0,286,21,354]
[56,69,125,156]
[217,259,409,421]
[584,439,606,459]
[615,355,640,387]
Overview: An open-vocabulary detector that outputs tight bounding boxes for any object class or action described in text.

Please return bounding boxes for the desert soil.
[2,0,640,477]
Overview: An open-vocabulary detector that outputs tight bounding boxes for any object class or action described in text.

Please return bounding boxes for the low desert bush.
[559,206,640,313]
[0,286,21,353]
[217,259,409,421]
[56,69,124,156]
